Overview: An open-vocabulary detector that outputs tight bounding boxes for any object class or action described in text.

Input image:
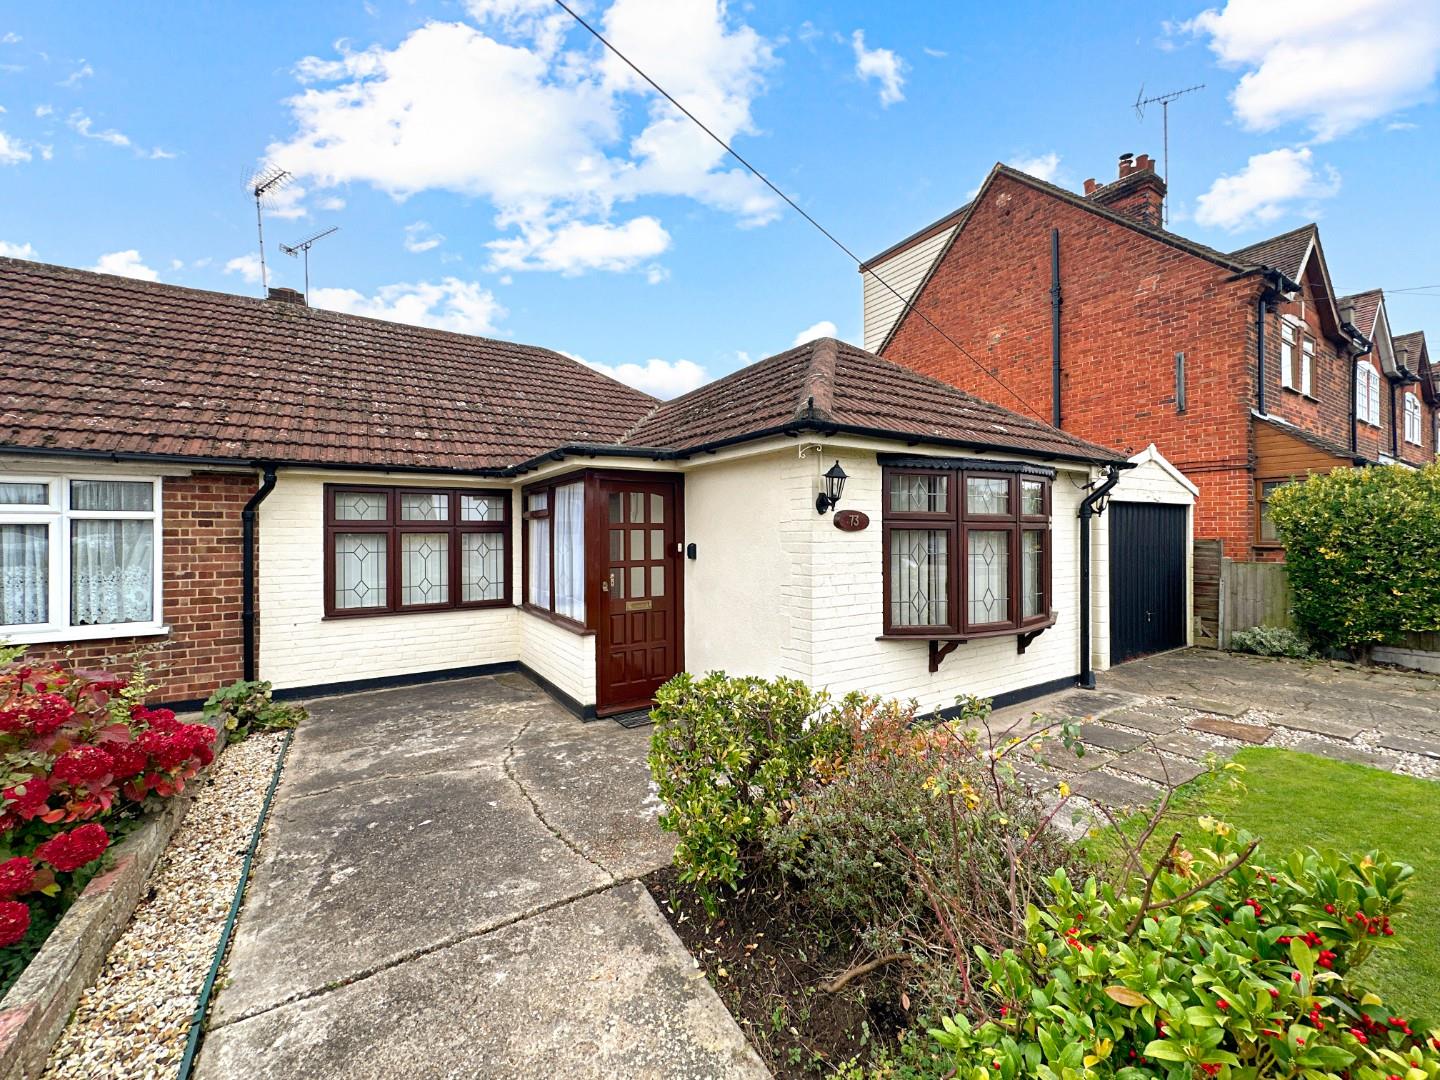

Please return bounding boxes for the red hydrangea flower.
[3,778,52,820]
[131,704,177,728]
[34,823,110,873]
[23,693,76,737]
[0,900,30,948]
[51,745,115,787]
[0,857,35,900]
[138,729,191,770]
[107,743,148,781]
[0,708,24,734]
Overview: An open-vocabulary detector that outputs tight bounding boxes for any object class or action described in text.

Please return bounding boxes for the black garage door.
[1108,502,1187,664]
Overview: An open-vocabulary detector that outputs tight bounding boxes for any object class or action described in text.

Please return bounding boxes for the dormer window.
[1356,361,1382,425]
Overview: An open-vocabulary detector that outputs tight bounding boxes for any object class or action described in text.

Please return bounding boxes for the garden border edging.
[0,718,228,1080]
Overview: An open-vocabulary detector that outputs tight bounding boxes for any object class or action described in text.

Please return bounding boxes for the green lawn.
[1092,747,1440,1018]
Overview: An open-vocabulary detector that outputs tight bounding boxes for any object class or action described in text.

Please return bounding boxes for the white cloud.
[59,62,93,88]
[576,355,708,398]
[316,195,346,211]
[403,221,444,253]
[268,2,778,278]
[1179,0,1440,140]
[792,319,837,346]
[922,46,947,59]
[0,240,35,258]
[1,32,20,45]
[224,252,264,284]
[851,30,906,106]
[0,130,30,164]
[486,215,669,274]
[67,109,130,148]
[1007,152,1062,183]
[1193,146,1341,231]
[89,250,160,281]
[309,278,506,336]
[34,104,52,118]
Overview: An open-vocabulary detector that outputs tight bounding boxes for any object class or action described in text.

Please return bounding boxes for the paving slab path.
[991,649,1440,812]
[197,674,767,1080]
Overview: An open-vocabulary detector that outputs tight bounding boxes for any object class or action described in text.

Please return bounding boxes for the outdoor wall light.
[815,460,848,515]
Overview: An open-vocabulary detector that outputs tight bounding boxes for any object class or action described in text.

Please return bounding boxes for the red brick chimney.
[267,286,307,306]
[1083,152,1166,228]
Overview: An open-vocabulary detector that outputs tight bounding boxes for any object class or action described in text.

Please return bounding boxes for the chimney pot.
[1339,300,1356,326]
[1087,151,1166,227]
[267,286,307,306]
[1083,178,1098,195]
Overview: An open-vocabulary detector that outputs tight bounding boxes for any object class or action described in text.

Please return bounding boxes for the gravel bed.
[41,733,286,1080]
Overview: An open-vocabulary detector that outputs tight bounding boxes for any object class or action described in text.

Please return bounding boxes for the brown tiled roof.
[1229,224,1316,283]
[0,257,657,471]
[1394,330,1426,366]
[1339,289,1383,338]
[622,338,1127,464]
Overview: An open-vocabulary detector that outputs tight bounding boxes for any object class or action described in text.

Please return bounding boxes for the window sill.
[322,602,511,621]
[0,622,171,645]
[519,604,595,637]
[879,615,1057,671]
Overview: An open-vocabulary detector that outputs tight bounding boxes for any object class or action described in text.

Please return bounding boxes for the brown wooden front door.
[594,476,682,714]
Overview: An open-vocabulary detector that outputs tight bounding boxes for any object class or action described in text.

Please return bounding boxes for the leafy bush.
[923,821,1439,1079]
[203,679,306,743]
[1269,464,1440,653]
[763,694,1085,1008]
[0,651,217,989]
[648,672,844,909]
[1228,625,1314,659]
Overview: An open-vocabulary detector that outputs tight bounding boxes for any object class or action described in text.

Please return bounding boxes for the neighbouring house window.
[324,486,509,616]
[1404,392,1422,445]
[522,478,586,625]
[882,464,1052,637]
[1300,334,1314,397]
[1356,362,1381,425]
[1256,479,1290,544]
[0,475,162,637]
[1280,320,1296,390]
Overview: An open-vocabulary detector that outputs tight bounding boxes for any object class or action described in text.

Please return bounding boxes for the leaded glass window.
[333,533,388,610]
[889,529,949,628]
[1021,479,1045,516]
[965,476,1009,516]
[888,473,947,514]
[461,532,505,602]
[334,490,387,521]
[399,492,449,522]
[967,530,1010,624]
[1022,530,1044,618]
[400,532,449,606]
[460,494,507,522]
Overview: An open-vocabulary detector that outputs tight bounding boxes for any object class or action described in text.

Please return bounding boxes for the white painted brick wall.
[518,610,596,705]
[257,472,519,691]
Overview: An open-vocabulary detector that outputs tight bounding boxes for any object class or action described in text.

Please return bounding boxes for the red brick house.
[861,154,1438,569]
[2,257,1154,712]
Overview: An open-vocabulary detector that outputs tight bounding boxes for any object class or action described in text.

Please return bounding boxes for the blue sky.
[2,0,1437,397]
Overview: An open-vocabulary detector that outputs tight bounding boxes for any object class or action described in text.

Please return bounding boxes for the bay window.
[324,485,510,616]
[881,460,1053,640]
[523,479,586,625]
[0,475,163,640]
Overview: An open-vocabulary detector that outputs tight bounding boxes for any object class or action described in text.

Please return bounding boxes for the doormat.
[611,708,655,729]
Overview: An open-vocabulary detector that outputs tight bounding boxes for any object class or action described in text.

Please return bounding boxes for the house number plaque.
[833,510,869,532]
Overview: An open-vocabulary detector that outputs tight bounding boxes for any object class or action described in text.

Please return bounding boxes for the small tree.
[1269,463,1440,655]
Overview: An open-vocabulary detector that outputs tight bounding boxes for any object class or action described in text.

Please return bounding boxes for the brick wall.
[881,171,1260,554]
[24,472,254,704]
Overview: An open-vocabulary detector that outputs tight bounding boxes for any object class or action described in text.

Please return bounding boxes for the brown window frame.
[1254,478,1291,549]
[521,475,588,632]
[881,464,1054,640]
[323,484,511,618]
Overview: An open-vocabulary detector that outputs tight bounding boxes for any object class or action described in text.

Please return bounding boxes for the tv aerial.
[245,163,293,293]
[280,226,339,300]
[1133,83,1205,225]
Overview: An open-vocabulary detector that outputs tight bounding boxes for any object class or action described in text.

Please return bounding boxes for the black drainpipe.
[1050,228,1063,428]
[1254,270,1293,417]
[1078,463,1123,690]
[241,464,279,682]
[1390,379,1400,460]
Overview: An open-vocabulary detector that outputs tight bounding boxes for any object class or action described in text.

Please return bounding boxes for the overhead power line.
[550,0,1050,425]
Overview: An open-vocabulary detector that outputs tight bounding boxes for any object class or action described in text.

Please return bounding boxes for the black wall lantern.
[815,460,848,515]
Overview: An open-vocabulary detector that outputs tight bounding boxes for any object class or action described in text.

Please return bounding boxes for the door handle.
[602,576,611,593]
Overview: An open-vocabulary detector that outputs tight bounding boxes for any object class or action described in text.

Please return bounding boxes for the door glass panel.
[966,477,1009,516]
[629,529,645,560]
[650,529,664,559]
[609,531,623,560]
[608,493,623,523]
[650,493,664,523]
[650,565,664,598]
[609,567,624,599]
[629,566,645,599]
[967,530,1010,624]
[629,492,645,523]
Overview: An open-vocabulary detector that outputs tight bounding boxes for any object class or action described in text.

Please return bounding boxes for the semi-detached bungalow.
[0,258,1195,718]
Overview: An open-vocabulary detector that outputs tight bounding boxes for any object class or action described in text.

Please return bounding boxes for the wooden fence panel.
[1193,539,1223,648]
[1220,559,1293,647]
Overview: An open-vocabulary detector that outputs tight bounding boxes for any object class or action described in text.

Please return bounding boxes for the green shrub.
[924,821,1439,1079]
[202,679,305,744]
[648,672,844,909]
[1229,625,1314,659]
[1269,464,1440,653]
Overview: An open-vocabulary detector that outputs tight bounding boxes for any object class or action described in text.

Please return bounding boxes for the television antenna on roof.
[280,226,339,300]
[1133,83,1205,225]
[246,163,293,294]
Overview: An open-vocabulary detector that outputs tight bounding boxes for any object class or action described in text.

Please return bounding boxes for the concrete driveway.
[196,673,767,1080]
